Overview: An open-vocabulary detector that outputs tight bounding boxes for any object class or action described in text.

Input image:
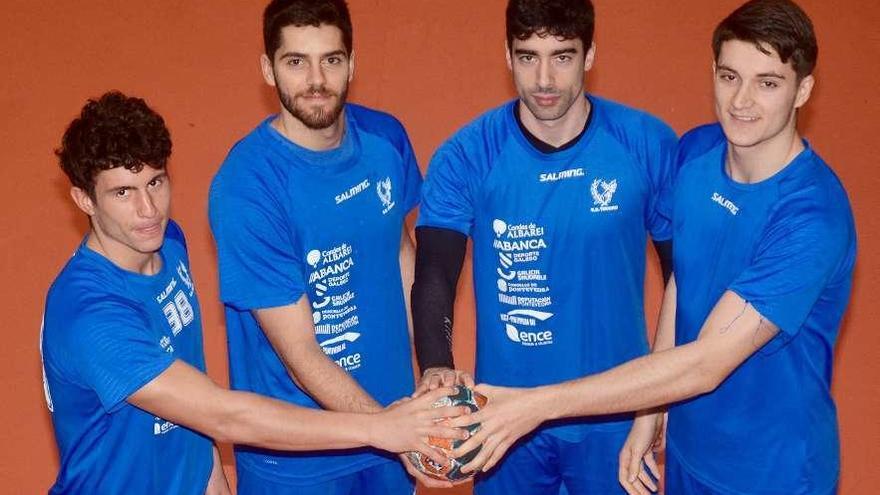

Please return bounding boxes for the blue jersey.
[668,124,856,494]
[418,96,677,438]
[41,221,212,495]
[209,104,422,484]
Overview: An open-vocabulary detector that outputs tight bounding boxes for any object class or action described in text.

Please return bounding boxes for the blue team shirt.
[418,96,677,438]
[209,104,422,484]
[668,124,856,494]
[41,221,212,494]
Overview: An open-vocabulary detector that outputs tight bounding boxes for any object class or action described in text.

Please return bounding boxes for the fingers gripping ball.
[407,386,488,481]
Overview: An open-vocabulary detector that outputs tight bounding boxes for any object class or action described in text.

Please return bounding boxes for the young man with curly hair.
[411,0,677,493]
[40,91,464,495]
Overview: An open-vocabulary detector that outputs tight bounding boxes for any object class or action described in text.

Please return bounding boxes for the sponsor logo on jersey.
[154,418,179,435]
[377,177,395,214]
[590,178,619,212]
[336,179,371,204]
[711,192,739,216]
[502,309,555,346]
[539,168,585,183]
[177,261,194,296]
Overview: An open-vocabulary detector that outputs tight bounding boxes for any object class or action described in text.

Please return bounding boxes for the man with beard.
[411,0,676,493]
[209,0,437,493]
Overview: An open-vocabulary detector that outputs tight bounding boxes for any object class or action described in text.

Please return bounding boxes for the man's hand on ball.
[399,453,455,489]
[369,387,468,459]
[414,367,475,397]
[448,384,546,474]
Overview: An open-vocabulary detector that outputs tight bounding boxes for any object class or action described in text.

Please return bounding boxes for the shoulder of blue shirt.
[429,95,678,164]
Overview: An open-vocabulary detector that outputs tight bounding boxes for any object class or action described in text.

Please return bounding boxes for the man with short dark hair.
[412,0,677,493]
[451,2,855,494]
[209,0,435,493]
[41,91,464,495]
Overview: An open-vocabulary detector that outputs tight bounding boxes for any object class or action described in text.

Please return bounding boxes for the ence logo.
[502,309,554,346]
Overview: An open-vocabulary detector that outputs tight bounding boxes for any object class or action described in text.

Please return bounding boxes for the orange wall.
[2,1,877,493]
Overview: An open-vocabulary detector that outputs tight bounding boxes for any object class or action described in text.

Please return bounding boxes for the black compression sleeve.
[412,226,468,373]
[653,239,673,284]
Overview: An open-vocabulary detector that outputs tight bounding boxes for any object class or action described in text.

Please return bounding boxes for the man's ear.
[70,187,96,216]
[583,42,597,72]
[794,74,815,110]
[260,53,277,88]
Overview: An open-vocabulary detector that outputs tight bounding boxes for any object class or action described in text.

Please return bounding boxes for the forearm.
[289,345,381,413]
[255,302,381,413]
[209,387,375,450]
[412,226,467,372]
[539,342,712,421]
[400,227,416,340]
[538,290,772,422]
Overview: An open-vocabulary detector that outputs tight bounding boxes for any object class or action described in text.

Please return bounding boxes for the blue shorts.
[474,428,629,495]
[237,460,414,495]
[665,450,838,495]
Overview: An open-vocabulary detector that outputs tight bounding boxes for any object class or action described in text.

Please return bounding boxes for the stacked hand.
[397,368,476,487]
[447,384,545,475]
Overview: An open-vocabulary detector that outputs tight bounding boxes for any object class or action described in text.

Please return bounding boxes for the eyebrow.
[278,50,347,60]
[716,64,786,79]
[514,48,579,56]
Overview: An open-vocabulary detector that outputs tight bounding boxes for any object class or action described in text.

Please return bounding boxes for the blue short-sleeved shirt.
[418,96,677,438]
[668,124,857,494]
[41,221,212,494]
[209,104,421,484]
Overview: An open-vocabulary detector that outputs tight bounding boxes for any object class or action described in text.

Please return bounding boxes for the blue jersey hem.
[235,452,391,486]
[667,438,839,495]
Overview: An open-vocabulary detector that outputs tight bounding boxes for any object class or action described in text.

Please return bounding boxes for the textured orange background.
[1,1,877,493]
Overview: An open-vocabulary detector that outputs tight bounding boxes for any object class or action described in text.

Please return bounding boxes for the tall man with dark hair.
[209,0,437,493]
[450,1,855,494]
[412,0,677,493]
[41,91,465,495]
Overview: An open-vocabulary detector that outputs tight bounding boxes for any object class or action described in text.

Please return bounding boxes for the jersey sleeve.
[209,164,305,311]
[67,299,174,413]
[729,194,852,337]
[640,117,679,242]
[395,125,423,213]
[417,144,476,236]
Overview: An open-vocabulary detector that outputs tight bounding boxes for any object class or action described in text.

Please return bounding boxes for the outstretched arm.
[129,360,467,457]
[455,289,778,472]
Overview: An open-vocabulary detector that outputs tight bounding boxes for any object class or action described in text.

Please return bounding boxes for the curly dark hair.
[56,91,172,196]
[263,0,352,59]
[713,0,817,79]
[506,0,595,49]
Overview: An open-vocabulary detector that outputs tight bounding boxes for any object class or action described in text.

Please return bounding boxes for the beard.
[277,83,348,130]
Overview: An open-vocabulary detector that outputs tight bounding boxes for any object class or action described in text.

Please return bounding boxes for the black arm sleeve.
[653,239,673,284]
[411,226,468,373]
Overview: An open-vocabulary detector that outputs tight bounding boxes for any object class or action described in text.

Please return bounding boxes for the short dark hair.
[56,91,171,197]
[713,0,818,79]
[506,0,595,50]
[263,0,353,59]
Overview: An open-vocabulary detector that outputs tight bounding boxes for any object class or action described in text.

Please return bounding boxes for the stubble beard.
[278,84,348,130]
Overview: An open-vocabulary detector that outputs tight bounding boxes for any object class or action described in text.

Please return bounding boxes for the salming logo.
[540,168,585,182]
[711,192,739,216]
[336,179,370,204]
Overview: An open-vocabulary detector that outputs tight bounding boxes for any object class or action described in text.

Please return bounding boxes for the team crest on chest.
[590,178,619,213]
[377,177,395,214]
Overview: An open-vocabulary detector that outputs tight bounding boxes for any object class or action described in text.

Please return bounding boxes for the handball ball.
[406,385,488,481]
